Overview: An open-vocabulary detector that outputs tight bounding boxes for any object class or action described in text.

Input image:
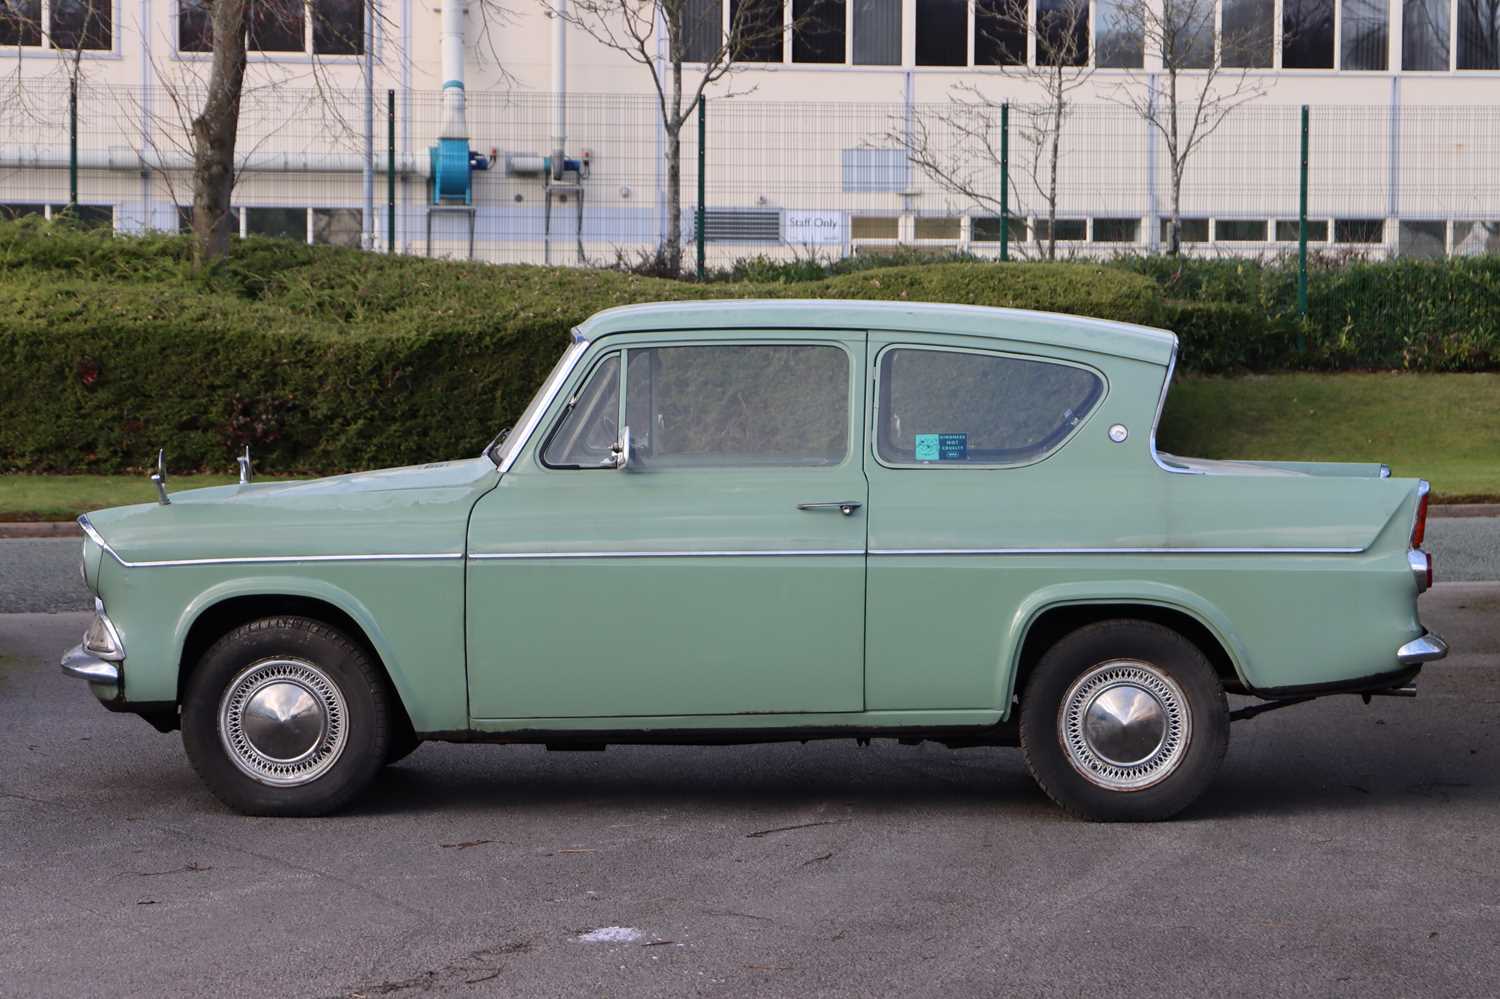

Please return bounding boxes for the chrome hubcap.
[1060,660,1190,791]
[219,659,348,786]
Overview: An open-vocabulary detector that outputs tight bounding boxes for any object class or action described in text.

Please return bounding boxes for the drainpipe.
[439,0,466,139]
[551,0,567,180]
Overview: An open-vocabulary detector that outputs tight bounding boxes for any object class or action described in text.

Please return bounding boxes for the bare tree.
[1105,0,1268,254]
[556,0,803,275]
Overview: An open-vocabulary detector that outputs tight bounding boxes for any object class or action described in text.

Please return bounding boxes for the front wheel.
[1019,620,1229,822]
[182,616,393,816]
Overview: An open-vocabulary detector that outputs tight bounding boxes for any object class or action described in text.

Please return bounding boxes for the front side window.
[542,354,621,468]
[624,344,850,467]
[877,347,1103,466]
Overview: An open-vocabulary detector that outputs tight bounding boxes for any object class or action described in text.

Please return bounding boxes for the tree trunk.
[659,52,684,276]
[1046,77,1064,261]
[1165,68,1181,256]
[190,0,249,267]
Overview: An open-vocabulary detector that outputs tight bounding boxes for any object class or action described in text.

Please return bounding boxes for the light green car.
[62,300,1446,821]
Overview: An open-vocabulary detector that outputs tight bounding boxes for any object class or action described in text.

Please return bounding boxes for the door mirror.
[602,425,632,470]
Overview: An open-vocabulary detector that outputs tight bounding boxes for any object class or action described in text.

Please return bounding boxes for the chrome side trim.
[870,546,1365,556]
[61,644,121,683]
[472,549,865,560]
[1150,339,1203,476]
[495,337,591,475]
[78,521,464,570]
[1397,632,1448,665]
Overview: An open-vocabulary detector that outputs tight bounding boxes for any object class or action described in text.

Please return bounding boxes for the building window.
[1397,220,1446,257]
[974,0,1026,65]
[1164,0,1214,67]
[249,0,305,51]
[682,0,722,61]
[313,0,364,53]
[1,203,45,219]
[1275,219,1329,240]
[1037,0,1088,63]
[852,0,900,62]
[1214,219,1268,241]
[730,0,783,61]
[4,203,111,226]
[1092,218,1139,242]
[915,0,966,64]
[1334,218,1385,243]
[1282,0,1335,66]
[246,207,309,240]
[1341,0,1388,68]
[0,0,42,46]
[793,0,844,61]
[1,0,112,48]
[851,216,900,239]
[313,208,362,246]
[1036,218,1087,241]
[971,216,1028,242]
[914,216,961,239]
[1095,0,1144,65]
[1458,0,1500,68]
[1163,217,1210,242]
[1403,0,1449,68]
[1453,221,1500,254]
[1223,0,1275,66]
[179,0,212,50]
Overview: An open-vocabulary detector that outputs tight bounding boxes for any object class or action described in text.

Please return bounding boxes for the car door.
[465,331,868,721]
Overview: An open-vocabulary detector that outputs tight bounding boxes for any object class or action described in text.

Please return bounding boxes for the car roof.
[574,299,1177,366]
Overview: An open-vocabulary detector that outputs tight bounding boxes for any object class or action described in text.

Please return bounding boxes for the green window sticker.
[914,433,968,462]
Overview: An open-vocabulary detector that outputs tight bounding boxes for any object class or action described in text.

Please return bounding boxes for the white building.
[2,0,1498,262]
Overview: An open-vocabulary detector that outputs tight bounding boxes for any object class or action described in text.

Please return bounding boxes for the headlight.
[82,599,125,661]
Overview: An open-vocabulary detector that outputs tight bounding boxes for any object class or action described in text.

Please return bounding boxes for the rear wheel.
[1019,619,1229,822]
[181,616,392,816]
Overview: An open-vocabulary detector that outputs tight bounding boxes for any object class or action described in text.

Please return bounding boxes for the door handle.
[797,500,863,516]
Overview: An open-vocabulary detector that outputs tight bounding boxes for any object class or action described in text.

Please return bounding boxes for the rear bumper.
[1397,632,1448,666]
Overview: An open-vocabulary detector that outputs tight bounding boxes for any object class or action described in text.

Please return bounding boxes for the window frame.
[174,0,374,59]
[870,342,1108,471]
[537,337,860,474]
[0,0,119,55]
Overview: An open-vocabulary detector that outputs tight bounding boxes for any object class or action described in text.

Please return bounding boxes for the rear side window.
[876,347,1103,466]
[626,343,850,468]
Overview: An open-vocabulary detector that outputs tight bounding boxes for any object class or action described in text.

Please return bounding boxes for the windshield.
[488,339,588,468]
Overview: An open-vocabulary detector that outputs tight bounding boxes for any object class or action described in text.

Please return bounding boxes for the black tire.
[1019,619,1229,822]
[181,616,392,816]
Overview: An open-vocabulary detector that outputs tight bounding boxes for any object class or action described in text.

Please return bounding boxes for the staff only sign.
[784,211,847,245]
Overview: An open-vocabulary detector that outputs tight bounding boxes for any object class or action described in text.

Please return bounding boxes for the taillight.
[1411,481,1430,548]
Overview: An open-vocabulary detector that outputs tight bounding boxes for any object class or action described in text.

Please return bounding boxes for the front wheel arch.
[177,593,416,748]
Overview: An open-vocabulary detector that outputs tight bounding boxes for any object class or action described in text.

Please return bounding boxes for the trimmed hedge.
[0,225,1165,474]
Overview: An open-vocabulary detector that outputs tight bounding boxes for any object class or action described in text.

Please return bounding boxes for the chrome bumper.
[1397,632,1448,666]
[60,643,120,683]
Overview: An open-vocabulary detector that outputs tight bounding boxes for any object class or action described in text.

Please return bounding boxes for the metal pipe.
[0,146,428,175]
[362,0,375,248]
[439,0,466,139]
[387,89,397,253]
[551,0,567,180]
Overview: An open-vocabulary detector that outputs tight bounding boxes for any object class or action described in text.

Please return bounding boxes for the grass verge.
[1,372,1495,519]
[1158,372,1500,502]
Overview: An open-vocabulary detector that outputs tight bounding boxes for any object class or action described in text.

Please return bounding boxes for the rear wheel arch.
[1009,599,1247,710]
[177,593,417,744]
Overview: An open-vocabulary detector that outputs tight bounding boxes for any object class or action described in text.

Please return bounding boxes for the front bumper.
[1397,632,1449,666]
[60,644,120,683]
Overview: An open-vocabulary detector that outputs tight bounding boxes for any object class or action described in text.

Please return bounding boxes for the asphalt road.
[1,514,1496,615]
[1,584,1498,998]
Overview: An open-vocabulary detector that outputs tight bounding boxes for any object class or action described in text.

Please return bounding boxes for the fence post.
[68,79,78,213]
[387,89,397,255]
[1000,103,1009,262]
[696,96,707,281]
[1297,104,1309,333]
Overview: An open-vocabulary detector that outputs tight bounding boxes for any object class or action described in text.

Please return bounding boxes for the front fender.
[1001,581,1254,710]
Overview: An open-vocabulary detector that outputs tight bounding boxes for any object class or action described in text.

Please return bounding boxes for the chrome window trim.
[870,546,1365,555]
[471,549,866,560]
[1149,340,1204,475]
[494,335,592,475]
[78,521,463,569]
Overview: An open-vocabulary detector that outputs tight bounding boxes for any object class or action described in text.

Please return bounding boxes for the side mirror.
[602,425,632,471]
